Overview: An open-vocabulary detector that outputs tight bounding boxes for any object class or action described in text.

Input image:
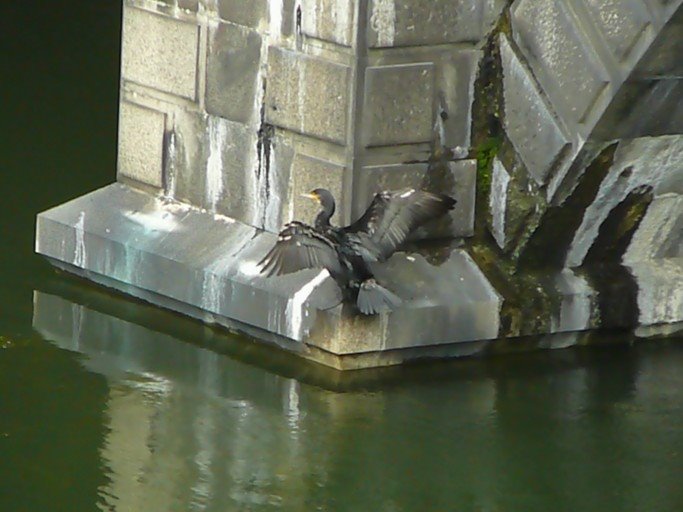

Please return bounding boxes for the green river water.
[1,3,682,511]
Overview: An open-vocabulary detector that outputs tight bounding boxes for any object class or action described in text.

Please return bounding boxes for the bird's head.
[301,188,336,225]
[301,188,334,207]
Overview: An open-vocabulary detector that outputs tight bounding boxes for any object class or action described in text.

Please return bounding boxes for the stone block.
[436,49,481,150]
[311,250,502,353]
[280,0,298,36]
[169,112,260,224]
[367,0,506,47]
[489,158,511,249]
[632,8,683,78]
[362,63,435,146]
[625,195,683,261]
[628,258,683,326]
[289,153,347,226]
[121,7,199,99]
[512,0,608,123]
[500,35,570,185]
[355,160,476,237]
[593,79,683,140]
[157,0,198,12]
[217,0,267,29]
[265,47,351,145]
[169,112,292,232]
[118,102,165,188]
[553,269,595,332]
[301,0,355,46]
[583,0,650,61]
[205,23,262,124]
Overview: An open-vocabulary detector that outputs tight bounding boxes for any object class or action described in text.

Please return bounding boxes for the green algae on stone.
[475,136,502,197]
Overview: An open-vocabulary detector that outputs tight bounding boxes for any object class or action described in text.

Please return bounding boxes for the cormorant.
[258,188,456,315]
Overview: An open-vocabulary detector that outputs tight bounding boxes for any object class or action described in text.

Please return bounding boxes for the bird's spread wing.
[345,188,456,260]
[258,222,343,277]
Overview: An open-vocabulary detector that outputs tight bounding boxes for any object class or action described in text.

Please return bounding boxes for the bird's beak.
[300,192,319,202]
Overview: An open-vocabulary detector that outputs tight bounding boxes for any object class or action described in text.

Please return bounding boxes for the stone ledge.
[35,183,683,369]
[35,183,502,366]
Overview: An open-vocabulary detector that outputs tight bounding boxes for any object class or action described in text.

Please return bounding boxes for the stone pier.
[36,0,683,369]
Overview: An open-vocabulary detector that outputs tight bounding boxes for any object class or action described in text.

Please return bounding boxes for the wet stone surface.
[36,184,503,366]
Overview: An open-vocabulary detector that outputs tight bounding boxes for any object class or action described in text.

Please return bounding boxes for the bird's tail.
[356,279,402,315]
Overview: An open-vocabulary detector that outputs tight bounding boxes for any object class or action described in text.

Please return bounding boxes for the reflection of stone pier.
[31,289,683,509]
[36,1,683,368]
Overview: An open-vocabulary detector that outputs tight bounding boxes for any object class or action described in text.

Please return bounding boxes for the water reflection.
[31,286,683,511]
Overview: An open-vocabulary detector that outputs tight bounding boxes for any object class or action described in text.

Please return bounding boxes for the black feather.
[259,187,456,314]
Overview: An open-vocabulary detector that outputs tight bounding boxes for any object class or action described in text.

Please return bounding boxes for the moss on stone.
[475,135,502,198]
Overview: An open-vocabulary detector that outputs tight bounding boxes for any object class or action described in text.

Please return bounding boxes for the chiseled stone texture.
[205,23,262,124]
[435,49,481,150]
[362,63,435,146]
[500,35,570,185]
[512,0,608,124]
[301,0,356,46]
[217,0,267,28]
[265,47,351,145]
[121,7,199,100]
[367,0,506,47]
[118,102,165,188]
[489,158,511,249]
[354,160,476,238]
[628,258,683,326]
[289,153,347,226]
[583,0,650,61]
[624,195,683,261]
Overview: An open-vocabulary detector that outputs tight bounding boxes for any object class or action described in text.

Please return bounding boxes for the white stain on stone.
[74,211,86,268]
[201,271,223,314]
[286,270,329,339]
[268,0,283,42]
[202,232,256,313]
[297,63,306,134]
[302,0,351,44]
[370,0,396,47]
[334,0,352,45]
[119,244,142,286]
[206,116,227,212]
[301,0,317,38]
[124,207,181,233]
[238,258,263,277]
[629,259,683,326]
[490,158,510,249]
[555,269,592,333]
[166,130,178,199]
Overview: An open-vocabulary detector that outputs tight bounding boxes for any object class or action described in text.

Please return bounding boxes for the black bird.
[258,188,456,314]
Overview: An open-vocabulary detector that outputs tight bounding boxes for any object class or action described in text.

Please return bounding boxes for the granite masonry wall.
[116,0,507,234]
[36,0,683,368]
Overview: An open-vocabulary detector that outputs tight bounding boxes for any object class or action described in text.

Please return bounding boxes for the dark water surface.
[2,3,683,511]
